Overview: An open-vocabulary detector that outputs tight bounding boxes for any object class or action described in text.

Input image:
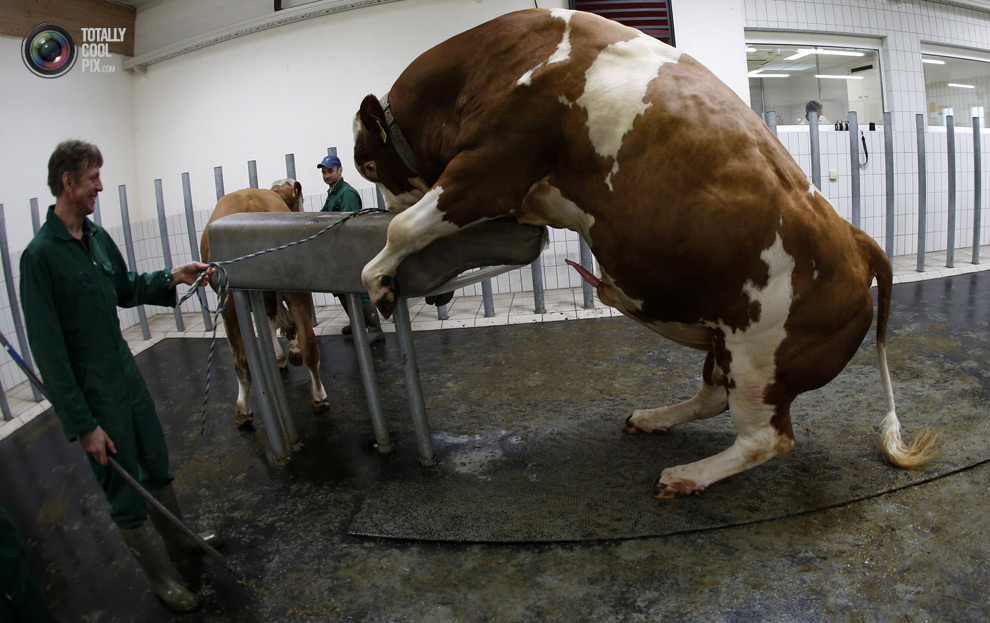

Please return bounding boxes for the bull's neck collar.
[379,93,420,179]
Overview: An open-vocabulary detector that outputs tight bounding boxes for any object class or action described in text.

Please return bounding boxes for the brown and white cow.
[353,9,939,498]
[201,180,329,428]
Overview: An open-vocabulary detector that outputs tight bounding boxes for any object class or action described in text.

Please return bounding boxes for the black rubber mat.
[349,278,990,542]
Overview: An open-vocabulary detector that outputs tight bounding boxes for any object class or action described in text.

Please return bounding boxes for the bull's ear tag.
[376,119,388,144]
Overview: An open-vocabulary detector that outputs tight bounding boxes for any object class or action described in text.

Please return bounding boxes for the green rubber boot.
[148,484,222,562]
[118,524,199,612]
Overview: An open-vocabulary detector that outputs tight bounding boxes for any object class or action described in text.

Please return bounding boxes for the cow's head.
[271,179,303,212]
[353,94,428,211]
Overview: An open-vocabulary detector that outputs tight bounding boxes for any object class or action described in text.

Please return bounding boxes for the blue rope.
[175,208,387,434]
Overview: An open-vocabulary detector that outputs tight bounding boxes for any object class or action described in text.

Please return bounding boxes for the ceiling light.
[922,58,946,65]
[785,48,865,61]
[948,83,975,89]
[746,47,758,53]
[749,72,789,78]
[815,74,864,80]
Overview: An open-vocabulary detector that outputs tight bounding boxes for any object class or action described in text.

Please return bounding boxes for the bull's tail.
[274,292,297,340]
[869,240,940,468]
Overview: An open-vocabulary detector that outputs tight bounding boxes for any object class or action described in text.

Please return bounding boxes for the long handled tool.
[0,330,245,583]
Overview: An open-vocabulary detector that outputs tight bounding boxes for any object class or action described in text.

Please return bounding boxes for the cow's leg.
[625,351,728,433]
[286,293,329,413]
[220,305,254,428]
[263,292,291,368]
[267,317,288,369]
[652,365,795,499]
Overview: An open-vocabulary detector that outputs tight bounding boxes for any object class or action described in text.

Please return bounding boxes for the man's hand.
[170,261,214,288]
[79,426,116,466]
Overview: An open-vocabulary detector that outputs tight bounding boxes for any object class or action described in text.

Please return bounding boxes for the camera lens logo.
[22,23,77,79]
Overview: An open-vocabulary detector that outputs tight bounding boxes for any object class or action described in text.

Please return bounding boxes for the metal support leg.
[232,290,289,466]
[394,297,436,467]
[248,291,300,451]
[346,292,392,453]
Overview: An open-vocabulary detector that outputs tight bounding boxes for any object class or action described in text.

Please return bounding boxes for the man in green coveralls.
[318,154,384,342]
[19,140,219,613]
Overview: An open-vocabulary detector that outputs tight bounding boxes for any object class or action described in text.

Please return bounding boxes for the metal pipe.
[285,153,296,182]
[436,303,449,320]
[810,112,821,191]
[248,290,299,450]
[946,115,956,268]
[232,290,289,464]
[155,179,185,332]
[345,292,392,453]
[531,256,546,314]
[579,238,594,309]
[393,297,436,466]
[884,112,895,260]
[916,114,927,272]
[182,172,214,331]
[849,111,861,229]
[766,110,777,137]
[481,277,495,318]
[30,198,41,235]
[118,185,151,340]
[214,166,225,201]
[248,160,259,189]
[974,117,983,265]
[0,205,43,404]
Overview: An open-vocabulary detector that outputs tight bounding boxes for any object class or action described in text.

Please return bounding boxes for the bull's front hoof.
[313,398,330,413]
[369,275,396,319]
[653,476,703,500]
[236,412,254,429]
[623,413,670,435]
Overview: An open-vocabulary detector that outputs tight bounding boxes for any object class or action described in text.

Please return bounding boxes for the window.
[922,53,990,128]
[747,43,883,127]
[570,1,673,45]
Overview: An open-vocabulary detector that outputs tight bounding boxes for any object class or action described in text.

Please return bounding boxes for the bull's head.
[353,94,428,211]
[270,179,303,212]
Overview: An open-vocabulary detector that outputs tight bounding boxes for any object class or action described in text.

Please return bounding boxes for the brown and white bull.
[201,180,329,428]
[353,9,939,498]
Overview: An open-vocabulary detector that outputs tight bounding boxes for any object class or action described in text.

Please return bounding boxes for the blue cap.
[317,155,342,170]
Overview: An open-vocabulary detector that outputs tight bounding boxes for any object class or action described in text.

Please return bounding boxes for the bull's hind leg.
[654,368,795,500]
[220,306,254,429]
[625,352,728,434]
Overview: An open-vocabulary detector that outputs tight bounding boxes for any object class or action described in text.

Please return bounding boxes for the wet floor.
[1,273,988,622]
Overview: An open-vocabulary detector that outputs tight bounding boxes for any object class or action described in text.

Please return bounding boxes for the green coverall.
[0,506,56,622]
[20,208,178,528]
[321,178,370,304]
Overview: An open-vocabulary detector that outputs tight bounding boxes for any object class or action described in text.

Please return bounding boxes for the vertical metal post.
[849,111,861,229]
[29,198,41,235]
[118,185,150,340]
[345,292,391,453]
[766,111,777,137]
[809,112,821,191]
[232,290,289,465]
[285,154,296,182]
[531,257,546,314]
[247,160,259,189]
[248,290,299,450]
[579,238,594,309]
[435,303,449,320]
[0,205,43,403]
[481,278,495,317]
[393,297,436,466]
[182,172,214,330]
[214,166,225,201]
[974,117,983,265]
[327,147,337,157]
[884,112,896,260]
[916,114,927,272]
[946,115,956,268]
[154,179,185,332]
[375,187,386,210]
[93,194,102,227]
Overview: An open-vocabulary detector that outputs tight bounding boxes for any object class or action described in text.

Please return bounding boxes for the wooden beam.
[0,0,135,57]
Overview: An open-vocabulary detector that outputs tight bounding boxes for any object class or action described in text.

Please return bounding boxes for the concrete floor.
[1,263,989,622]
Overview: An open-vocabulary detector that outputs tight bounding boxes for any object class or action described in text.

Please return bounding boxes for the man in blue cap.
[317,155,384,342]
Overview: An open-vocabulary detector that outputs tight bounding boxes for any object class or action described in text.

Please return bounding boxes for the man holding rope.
[19,140,218,613]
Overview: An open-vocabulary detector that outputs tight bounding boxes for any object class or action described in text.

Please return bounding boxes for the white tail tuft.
[877,344,940,468]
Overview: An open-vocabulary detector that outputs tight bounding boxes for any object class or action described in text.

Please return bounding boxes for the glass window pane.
[747,44,883,126]
[922,54,989,127]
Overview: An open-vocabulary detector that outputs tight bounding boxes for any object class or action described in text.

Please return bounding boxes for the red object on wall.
[570,1,674,45]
